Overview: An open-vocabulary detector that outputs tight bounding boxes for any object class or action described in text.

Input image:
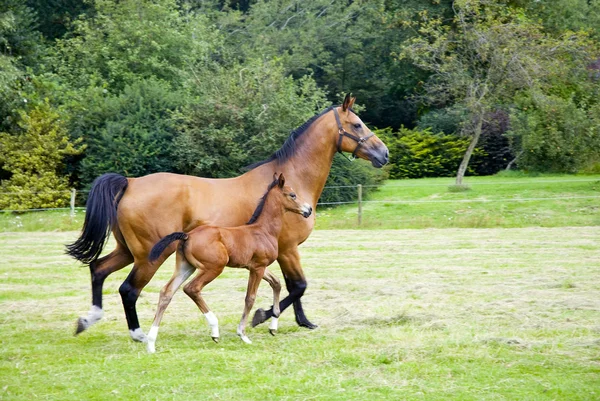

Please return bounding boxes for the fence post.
[357,184,362,226]
[70,188,76,218]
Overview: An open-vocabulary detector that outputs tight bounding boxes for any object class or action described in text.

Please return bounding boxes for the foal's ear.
[342,93,356,112]
[277,173,285,188]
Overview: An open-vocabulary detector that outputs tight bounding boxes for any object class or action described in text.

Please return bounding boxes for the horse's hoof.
[75,317,88,335]
[269,329,277,336]
[129,328,147,343]
[298,321,318,330]
[252,308,267,327]
[211,336,219,343]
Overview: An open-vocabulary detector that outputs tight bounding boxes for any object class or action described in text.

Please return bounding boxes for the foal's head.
[247,173,312,225]
[274,173,312,218]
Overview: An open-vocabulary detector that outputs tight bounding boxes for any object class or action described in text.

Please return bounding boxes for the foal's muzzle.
[301,204,313,218]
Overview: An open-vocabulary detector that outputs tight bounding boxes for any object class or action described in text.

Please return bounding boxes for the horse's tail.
[149,232,189,263]
[65,173,129,264]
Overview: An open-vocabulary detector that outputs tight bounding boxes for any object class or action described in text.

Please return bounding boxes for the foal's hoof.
[75,317,88,335]
[269,329,277,336]
[211,336,219,343]
[252,308,267,327]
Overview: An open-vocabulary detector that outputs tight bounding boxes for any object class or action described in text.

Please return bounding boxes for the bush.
[0,102,83,210]
[508,93,600,173]
[377,127,484,179]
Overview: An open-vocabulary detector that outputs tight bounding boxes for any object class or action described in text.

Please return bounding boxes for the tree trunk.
[505,150,524,171]
[455,111,484,186]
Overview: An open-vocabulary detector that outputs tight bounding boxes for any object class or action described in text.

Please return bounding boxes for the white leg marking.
[129,328,147,343]
[79,305,104,330]
[269,317,279,331]
[204,311,219,339]
[237,326,252,344]
[146,325,159,353]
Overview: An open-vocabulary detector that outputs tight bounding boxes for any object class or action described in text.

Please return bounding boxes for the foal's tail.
[65,173,128,264]
[149,232,189,263]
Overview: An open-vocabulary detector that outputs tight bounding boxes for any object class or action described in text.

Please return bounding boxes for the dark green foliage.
[173,59,327,178]
[25,0,93,40]
[74,79,185,186]
[378,127,483,179]
[508,93,600,173]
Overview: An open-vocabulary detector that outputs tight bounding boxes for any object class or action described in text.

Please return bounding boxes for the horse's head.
[274,173,312,218]
[332,94,389,168]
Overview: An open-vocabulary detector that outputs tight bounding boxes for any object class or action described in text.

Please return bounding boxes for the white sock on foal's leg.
[146,325,159,353]
[204,311,219,342]
[269,317,279,332]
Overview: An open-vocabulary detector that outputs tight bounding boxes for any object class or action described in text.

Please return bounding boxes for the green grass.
[1,229,599,400]
[316,173,600,229]
[2,173,600,232]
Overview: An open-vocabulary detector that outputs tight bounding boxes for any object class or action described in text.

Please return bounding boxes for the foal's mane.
[246,177,280,225]
[245,106,336,170]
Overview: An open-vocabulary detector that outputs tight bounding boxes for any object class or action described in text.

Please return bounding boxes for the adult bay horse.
[146,173,312,352]
[66,94,389,342]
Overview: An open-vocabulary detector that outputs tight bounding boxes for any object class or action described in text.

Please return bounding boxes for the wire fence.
[1,178,599,223]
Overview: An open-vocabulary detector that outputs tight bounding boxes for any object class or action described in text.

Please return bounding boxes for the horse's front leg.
[252,247,317,329]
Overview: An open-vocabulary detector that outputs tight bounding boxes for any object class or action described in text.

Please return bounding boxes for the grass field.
[2,173,599,232]
[316,173,600,229]
[1,228,599,400]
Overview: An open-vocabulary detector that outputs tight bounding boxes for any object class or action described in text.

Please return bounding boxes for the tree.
[0,102,83,210]
[400,0,595,184]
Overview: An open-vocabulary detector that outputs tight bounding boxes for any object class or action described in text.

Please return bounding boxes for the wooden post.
[70,189,76,218]
[357,184,362,226]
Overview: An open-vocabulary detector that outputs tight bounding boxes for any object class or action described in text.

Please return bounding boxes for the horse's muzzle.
[370,147,389,168]
[301,204,313,218]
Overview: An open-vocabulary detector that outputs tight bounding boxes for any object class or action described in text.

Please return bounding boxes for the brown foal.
[145,174,311,352]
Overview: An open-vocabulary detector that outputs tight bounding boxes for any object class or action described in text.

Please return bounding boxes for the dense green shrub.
[377,127,484,179]
[174,59,328,178]
[508,93,600,172]
[71,79,185,187]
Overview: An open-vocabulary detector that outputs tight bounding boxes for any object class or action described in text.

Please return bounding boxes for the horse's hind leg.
[183,264,225,342]
[237,266,266,344]
[76,243,133,335]
[147,256,195,353]
[252,268,281,335]
[119,259,163,342]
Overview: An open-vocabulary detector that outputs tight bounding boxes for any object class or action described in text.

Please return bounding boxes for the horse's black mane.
[246,177,280,225]
[244,106,336,170]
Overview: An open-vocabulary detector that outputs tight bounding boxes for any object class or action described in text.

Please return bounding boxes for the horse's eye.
[290,193,297,200]
[353,123,362,129]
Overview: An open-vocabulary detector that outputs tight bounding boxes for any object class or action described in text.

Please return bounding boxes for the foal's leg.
[252,268,281,335]
[253,247,316,329]
[183,264,225,342]
[147,257,195,353]
[238,266,266,344]
[76,243,133,335]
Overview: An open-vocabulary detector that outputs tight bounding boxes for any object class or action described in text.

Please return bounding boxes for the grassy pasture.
[1,228,599,400]
[2,173,599,232]
[317,173,600,229]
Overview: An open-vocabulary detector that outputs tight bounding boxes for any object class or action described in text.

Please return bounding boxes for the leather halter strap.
[332,107,374,160]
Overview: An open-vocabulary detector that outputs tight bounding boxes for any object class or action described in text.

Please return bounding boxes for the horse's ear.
[277,173,285,188]
[342,93,356,112]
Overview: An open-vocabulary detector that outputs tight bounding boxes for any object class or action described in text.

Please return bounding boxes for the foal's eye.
[353,123,362,129]
[290,193,297,200]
